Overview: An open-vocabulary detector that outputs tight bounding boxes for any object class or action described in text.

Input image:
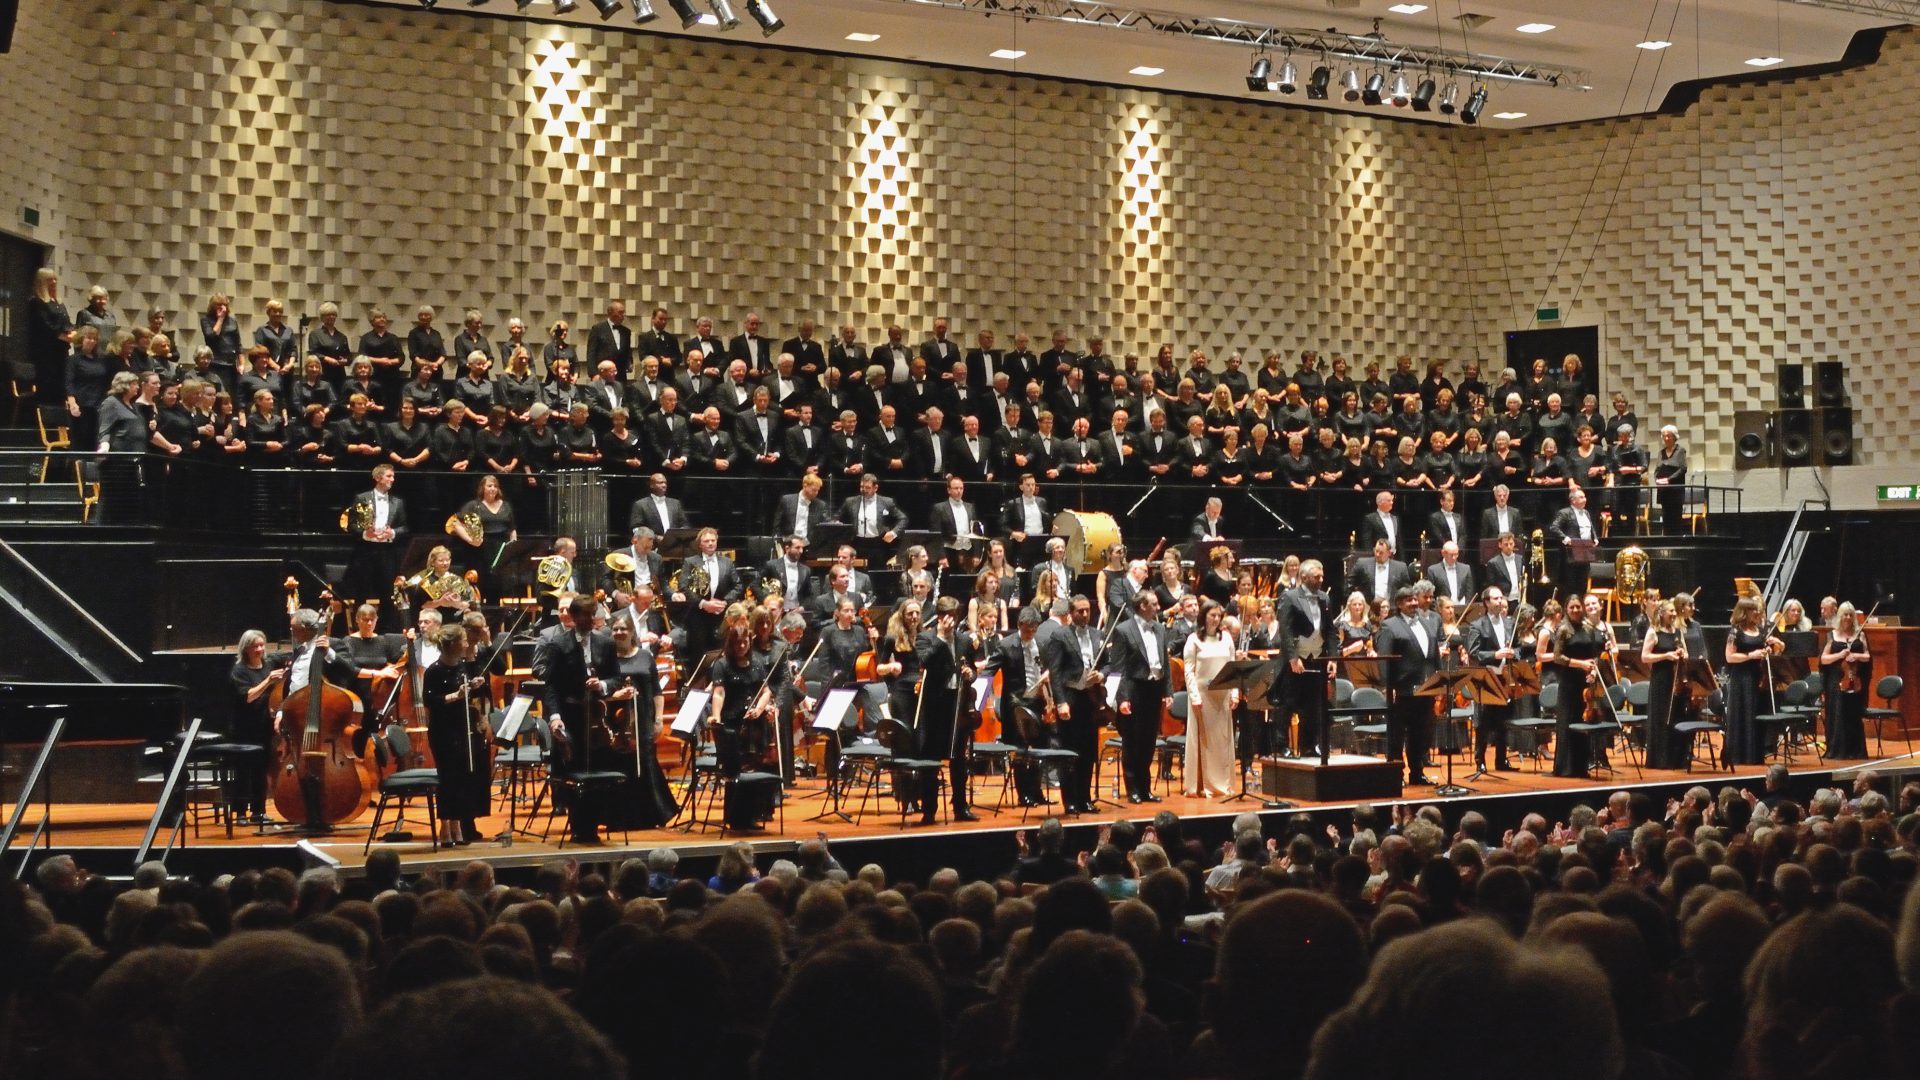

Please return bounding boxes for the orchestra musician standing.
[1465,586,1518,772]
[1821,602,1871,760]
[1278,559,1335,762]
[423,624,490,847]
[1038,597,1097,814]
[1376,587,1438,787]
[1108,590,1171,804]
[532,596,620,844]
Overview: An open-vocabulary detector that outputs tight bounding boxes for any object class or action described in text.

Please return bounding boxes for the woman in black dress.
[1152,550,1191,613]
[602,616,678,829]
[1641,600,1686,770]
[1528,437,1570,518]
[1722,597,1781,766]
[1546,594,1603,778]
[1211,429,1247,487]
[878,600,925,753]
[1196,546,1238,608]
[452,474,518,595]
[425,625,488,846]
[27,268,74,405]
[228,629,282,824]
[383,397,432,471]
[1821,602,1871,759]
[243,389,287,462]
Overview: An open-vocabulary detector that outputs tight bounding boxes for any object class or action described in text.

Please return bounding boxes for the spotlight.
[708,0,738,28]
[666,0,701,25]
[468,0,489,7]
[743,0,781,33]
[1341,68,1361,101]
[1389,71,1410,107]
[1306,64,1331,99]
[1461,85,1488,124]
[1361,70,1385,105]
[1277,59,1297,94]
[632,0,657,20]
[1410,76,1436,111]
[419,0,437,8]
[1438,82,1459,114]
[553,0,577,11]
[1246,55,1272,92]
[588,0,621,15]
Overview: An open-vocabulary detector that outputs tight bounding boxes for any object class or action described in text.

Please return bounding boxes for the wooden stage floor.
[22,737,1917,878]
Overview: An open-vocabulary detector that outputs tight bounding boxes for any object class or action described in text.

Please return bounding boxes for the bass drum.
[1053,510,1122,573]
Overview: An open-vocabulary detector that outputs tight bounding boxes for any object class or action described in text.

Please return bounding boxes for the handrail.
[1,715,66,877]
[0,538,143,665]
[1761,498,1821,618]
[134,715,204,869]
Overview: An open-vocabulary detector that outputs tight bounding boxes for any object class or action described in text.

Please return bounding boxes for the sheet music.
[1106,678,1123,708]
[671,689,712,734]
[813,687,857,731]
[492,695,535,743]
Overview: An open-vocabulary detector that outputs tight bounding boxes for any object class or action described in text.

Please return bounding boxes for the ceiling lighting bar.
[1776,0,1920,17]
[885,0,1590,89]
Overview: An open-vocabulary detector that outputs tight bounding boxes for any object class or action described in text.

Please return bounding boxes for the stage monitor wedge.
[1777,361,1806,409]
[1732,409,1775,470]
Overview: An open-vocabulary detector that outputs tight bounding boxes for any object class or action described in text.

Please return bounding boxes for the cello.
[270,635,370,828]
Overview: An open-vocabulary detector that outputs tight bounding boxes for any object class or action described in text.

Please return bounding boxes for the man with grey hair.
[1040,595,1097,813]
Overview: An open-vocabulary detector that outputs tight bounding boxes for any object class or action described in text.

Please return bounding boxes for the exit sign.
[1536,305,1560,322]
[1878,485,1920,501]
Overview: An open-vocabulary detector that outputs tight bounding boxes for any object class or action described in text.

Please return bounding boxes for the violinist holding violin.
[910,596,977,824]
[1722,596,1784,767]
[531,595,621,844]
[424,624,490,847]
[1821,602,1871,759]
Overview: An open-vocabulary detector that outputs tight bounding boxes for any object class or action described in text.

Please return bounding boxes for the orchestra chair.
[1324,677,1358,755]
[1098,727,1125,801]
[1346,686,1390,758]
[674,743,725,834]
[7,363,32,425]
[75,461,100,523]
[1755,681,1822,766]
[838,740,894,822]
[1156,691,1188,795]
[1864,676,1909,756]
[1017,746,1080,821]
[190,738,268,839]
[545,768,633,847]
[1616,681,1649,769]
[1508,683,1559,773]
[1584,561,1618,623]
[364,725,441,854]
[35,405,69,483]
[969,735,1016,815]
[886,755,948,828]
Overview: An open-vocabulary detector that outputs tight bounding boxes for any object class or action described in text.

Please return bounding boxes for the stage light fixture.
[632,0,657,21]
[666,0,701,26]
[1437,81,1458,114]
[1276,59,1297,94]
[1388,71,1410,107]
[1410,76,1436,111]
[467,0,489,7]
[744,0,781,33]
[1461,85,1488,124]
[1361,70,1385,105]
[419,0,437,8]
[588,0,621,16]
[708,0,739,28]
[1306,64,1331,99]
[1246,55,1271,92]
[553,0,577,11]
[1341,68,1361,101]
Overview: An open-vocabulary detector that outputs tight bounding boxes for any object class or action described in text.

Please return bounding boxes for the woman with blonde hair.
[27,267,74,403]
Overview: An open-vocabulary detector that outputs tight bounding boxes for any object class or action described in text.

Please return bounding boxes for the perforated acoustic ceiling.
[7,0,1918,468]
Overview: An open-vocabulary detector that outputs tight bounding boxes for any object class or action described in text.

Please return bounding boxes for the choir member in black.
[603,409,646,472]
[243,389,287,461]
[1360,439,1395,494]
[1610,426,1646,534]
[1426,386,1464,448]
[358,308,406,404]
[384,398,432,471]
[1196,545,1237,608]
[1211,428,1246,486]
[497,348,541,420]
[557,403,601,467]
[334,394,384,465]
[287,357,335,418]
[1108,590,1172,804]
[1653,425,1689,535]
[1465,586,1518,772]
[454,353,496,415]
[1545,594,1605,778]
[153,382,198,460]
[1567,425,1610,516]
[228,629,281,825]
[1376,587,1438,786]
[63,325,110,449]
[710,624,777,829]
[1820,602,1871,759]
[533,596,621,843]
[600,604,678,829]
[422,625,488,846]
[408,306,449,379]
[1641,599,1686,770]
[521,403,562,472]
[307,302,352,385]
[195,293,242,393]
[28,268,76,404]
[400,357,445,422]
[289,404,339,469]
[1454,428,1489,508]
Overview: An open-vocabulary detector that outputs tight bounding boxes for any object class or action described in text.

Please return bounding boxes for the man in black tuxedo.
[1375,586,1438,787]
[781,403,826,476]
[1426,489,1468,551]
[1038,595,1099,813]
[1190,496,1228,544]
[911,596,977,823]
[687,408,737,474]
[839,473,906,544]
[1175,415,1214,483]
[1048,368,1096,427]
[628,356,671,418]
[676,349,719,412]
[733,386,784,471]
[1059,416,1105,482]
[966,328,1017,394]
[585,300,636,380]
[774,474,828,543]
[683,317,726,377]
[1464,584,1519,772]
[1097,409,1139,482]
[1039,329,1079,394]
[638,306,680,365]
[1483,530,1529,605]
[532,595,622,842]
[990,405,1032,478]
[919,316,961,372]
[825,410,868,480]
[759,534,815,605]
[1354,538,1412,606]
[670,526,742,668]
[585,360,633,435]
[929,476,986,549]
[1004,332,1041,391]
[828,324,869,382]
[1138,409,1178,483]
[1279,559,1336,761]
[644,388,692,472]
[764,354,811,419]
[947,413,993,482]
[1107,590,1171,804]
[864,405,913,477]
[1355,491,1404,557]
[1547,486,1601,598]
[342,464,408,628]
[780,319,827,384]
[1423,541,1475,605]
[982,371,1021,436]
[728,312,774,375]
[908,406,952,479]
[628,472,687,537]
[1001,473,1052,545]
[1479,484,1527,552]
[605,526,667,594]
[996,608,1051,806]
[714,360,758,422]
[1026,412,1065,482]
[873,324,913,381]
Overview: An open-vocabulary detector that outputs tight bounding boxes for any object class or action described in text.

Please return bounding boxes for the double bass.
[269,638,370,828]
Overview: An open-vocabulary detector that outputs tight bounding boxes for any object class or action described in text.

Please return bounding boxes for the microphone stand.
[1242,491,1293,533]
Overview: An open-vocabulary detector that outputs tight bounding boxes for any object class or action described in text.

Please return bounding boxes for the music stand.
[1012,532,1062,567]
[490,695,538,844]
[1185,537,1244,562]
[656,527,702,560]
[895,529,941,565]
[1415,665,1506,797]
[396,535,441,578]
[1778,631,1819,659]
[803,523,854,560]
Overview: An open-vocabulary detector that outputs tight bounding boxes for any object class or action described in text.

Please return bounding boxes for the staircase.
[0,401,87,525]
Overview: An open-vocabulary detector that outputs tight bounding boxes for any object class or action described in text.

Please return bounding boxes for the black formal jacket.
[1423,560,1476,604]
[531,626,619,704]
[782,337,827,381]
[1108,616,1172,685]
[585,320,636,371]
[345,489,409,541]
[781,423,827,474]
[627,494,687,535]
[1483,551,1529,599]
[837,494,908,538]
[1278,587,1335,662]
[999,494,1053,537]
[1375,612,1439,696]
[728,333,775,374]
[1355,509,1405,555]
[929,499,986,544]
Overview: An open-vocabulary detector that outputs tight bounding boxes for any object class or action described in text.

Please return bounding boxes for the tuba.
[536,555,573,596]
[1614,546,1649,607]
[1529,529,1550,585]
[605,551,637,593]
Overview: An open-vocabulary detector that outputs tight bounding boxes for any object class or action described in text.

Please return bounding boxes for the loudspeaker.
[1816,406,1854,466]
[1816,361,1847,408]
[1778,408,1814,467]
[0,1,14,54]
[1778,361,1806,409]
[1733,410,1775,469]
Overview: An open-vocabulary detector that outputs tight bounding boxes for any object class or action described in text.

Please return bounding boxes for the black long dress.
[716,656,770,778]
[1552,623,1603,778]
[424,660,489,822]
[1825,634,1869,759]
[1644,627,1682,769]
[1723,629,1767,766]
[603,648,678,828]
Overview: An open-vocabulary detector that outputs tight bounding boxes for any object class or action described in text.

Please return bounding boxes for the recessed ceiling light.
[845,31,880,41]
[1129,65,1164,76]
[1387,3,1427,13]
[1514,22,1554,33]
[1492,111,1528,119]
[1636,40,1672,50]
[1745,56,1784,67]
[990,48,1026,59]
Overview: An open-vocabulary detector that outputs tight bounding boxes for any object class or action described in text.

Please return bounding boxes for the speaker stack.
[1735,360,1852,469]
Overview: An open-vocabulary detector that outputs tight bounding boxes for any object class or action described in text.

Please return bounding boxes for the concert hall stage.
[15,744,1916,887]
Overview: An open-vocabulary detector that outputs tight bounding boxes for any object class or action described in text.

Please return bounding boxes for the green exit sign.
[1878,485,1920,501]
[1536,305,1560,322]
